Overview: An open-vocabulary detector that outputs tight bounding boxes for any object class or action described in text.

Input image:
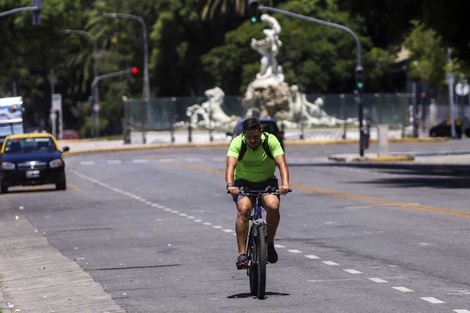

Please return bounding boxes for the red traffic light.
[131,67,139,75]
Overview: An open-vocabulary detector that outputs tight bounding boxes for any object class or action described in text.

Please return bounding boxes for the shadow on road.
[290,163,470,189]
[227,291,290,299]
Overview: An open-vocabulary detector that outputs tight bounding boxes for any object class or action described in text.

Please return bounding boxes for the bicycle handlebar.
[226,186,292,195]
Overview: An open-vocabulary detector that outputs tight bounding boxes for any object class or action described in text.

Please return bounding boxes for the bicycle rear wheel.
[255,225,267,299]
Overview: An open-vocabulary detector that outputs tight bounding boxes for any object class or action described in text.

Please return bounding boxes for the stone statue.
[251,14,283,81]
[185,86,238,129]
[288,85,357,127]
[243,14,290,119]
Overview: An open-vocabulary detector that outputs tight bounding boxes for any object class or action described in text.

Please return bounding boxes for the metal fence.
[125,92,463,133]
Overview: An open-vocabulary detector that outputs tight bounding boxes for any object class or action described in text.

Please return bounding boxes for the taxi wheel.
[56,176,67,191]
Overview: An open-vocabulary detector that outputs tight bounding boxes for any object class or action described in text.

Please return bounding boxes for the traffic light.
[247,0,261,23]
[31,0,41,26]
[131,67,139,75]
[88,96,94,107]
[355,65,364,90]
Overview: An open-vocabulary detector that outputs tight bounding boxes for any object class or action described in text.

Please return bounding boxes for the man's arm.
[225,156,239,195]
[274,154,290,194]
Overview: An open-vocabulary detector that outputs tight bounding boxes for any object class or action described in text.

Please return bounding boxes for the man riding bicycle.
[225,118,290,269]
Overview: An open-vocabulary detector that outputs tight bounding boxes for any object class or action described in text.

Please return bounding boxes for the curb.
[61,137,449,156]
[328,154,415,162]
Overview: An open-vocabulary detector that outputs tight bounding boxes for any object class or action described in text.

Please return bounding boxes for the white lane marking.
[305,255,320,260]
[132,159,148,163]
[178,213,187,217]
[80,161,95,165]
[420,297,444,304]
[159,158,176,163]
[322,261,339,266]
[194,219,202,223]
[392,286,414,292]
[344,269,362,274]
[212,225,222,229]
[203,222,212,226]
[447,290,470,295]
[186,216,195,219]
[274,244,285,248]
[107,160,122,164]
[288,249,302,254]
[223,229,234,233]
[368,278,388,283]
[308,278,356,283]
[454,310,470,313]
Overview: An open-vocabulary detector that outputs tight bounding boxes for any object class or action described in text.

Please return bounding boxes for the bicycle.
[238,186,291,299]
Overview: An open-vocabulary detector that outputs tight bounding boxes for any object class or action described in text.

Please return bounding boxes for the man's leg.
[263,195,280,263]
[235,197,253,255]
[263,195,280,244]
[235,197,253,269]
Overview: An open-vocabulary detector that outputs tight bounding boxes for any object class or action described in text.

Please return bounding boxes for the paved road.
[1,132,469,312]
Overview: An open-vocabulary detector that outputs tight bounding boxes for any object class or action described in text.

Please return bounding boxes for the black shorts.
[232,178,279,203]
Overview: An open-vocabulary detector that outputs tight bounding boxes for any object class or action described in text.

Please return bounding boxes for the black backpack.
[238,132,274,161]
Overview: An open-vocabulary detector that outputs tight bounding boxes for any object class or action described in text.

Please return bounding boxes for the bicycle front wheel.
[248,226,258,296]
[255,225,267,299]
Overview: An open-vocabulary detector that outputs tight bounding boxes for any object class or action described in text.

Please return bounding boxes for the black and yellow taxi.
[0,133,69,193]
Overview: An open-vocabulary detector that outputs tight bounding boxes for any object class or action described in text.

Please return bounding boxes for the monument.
[185,86,238,130]
[184,14,354,131]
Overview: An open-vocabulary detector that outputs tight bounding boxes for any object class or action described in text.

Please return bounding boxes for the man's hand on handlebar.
[227,186,240,195]
[278,185,290,195]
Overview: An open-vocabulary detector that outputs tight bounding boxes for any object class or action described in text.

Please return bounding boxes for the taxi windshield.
[4,137,55,154]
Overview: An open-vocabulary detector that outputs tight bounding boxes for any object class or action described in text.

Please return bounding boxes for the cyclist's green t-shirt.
[227,133,284,182]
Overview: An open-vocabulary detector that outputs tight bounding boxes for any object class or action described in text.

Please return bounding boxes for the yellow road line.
[169,161,469,219]
[291,183,470,218]
[67,183,81,191]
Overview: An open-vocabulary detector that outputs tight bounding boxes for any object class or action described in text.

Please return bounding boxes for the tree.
[342,0,470,69]
[403,21,446,87]
[202,0,393,93]
[198,0,280,20]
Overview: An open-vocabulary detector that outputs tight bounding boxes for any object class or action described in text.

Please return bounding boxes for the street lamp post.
[61,30,99,137]
[104,12,149,144]
[257,5,367,156]
[91,68,139,138]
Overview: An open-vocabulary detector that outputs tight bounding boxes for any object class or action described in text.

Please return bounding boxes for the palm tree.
[199,0,275,20]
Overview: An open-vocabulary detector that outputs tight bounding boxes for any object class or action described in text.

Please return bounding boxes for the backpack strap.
[261,132,274,160]
[238,139,248,161]
[238,132,273,162]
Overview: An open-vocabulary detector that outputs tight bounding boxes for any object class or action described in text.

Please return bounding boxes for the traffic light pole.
[0,1,41,25]
[257,5,367,156]
[91,68,138,138]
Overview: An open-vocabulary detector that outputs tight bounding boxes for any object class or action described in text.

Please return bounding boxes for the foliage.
[1,0,469,137]
[202,0,394,93]
[403,21,446,87]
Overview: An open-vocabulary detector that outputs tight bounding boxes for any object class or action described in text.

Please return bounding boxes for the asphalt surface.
[1,129,469,312]
[59,129,470,163]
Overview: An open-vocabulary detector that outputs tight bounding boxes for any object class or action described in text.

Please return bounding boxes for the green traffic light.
[357,82,364,89]
[251,16,258,23]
